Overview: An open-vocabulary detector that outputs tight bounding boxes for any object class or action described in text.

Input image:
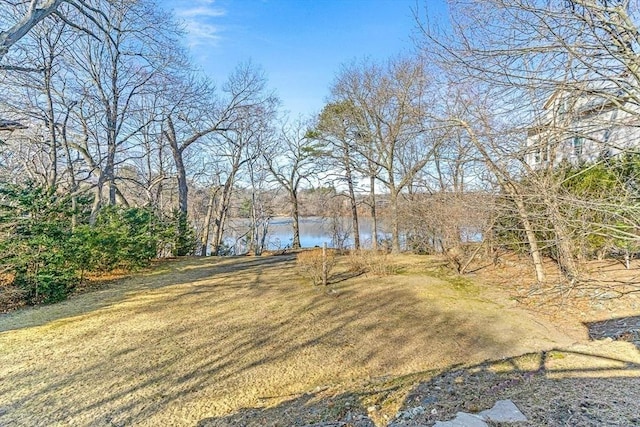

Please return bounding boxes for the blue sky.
[160,0,449,118]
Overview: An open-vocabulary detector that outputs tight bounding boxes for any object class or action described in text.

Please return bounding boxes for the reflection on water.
[220,216,482,254]
[223,216,388,253]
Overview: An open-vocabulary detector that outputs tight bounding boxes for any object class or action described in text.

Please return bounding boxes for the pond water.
[223,216,389,253]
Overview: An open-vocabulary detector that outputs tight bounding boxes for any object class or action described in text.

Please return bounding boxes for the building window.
[573,136,583,157]
[532,142,549,164]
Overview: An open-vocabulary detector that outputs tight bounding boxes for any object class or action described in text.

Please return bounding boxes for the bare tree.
[330,56,436,253]
[314,100,363,250]
[4,17,76,192]
[0,0,107,68]
[207,63,278,255]
[264,117,322,249]
[160,75,221,218]
[245,155,277,255]
[66,0,181,220]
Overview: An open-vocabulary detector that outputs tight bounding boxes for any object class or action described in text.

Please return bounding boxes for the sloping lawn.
[0,255,588,426]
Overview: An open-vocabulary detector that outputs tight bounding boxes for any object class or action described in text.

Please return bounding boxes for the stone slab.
[478,399,528,422]
[433,412,488,427]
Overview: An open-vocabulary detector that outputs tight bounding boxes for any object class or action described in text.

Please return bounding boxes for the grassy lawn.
[0,254,627,426]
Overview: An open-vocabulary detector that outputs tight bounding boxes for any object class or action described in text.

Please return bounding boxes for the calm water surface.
[223,216,389,253]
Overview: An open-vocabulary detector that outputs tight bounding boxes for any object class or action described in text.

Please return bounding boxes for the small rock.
[367,405,378,413]
[396,406,425,420]
[421,396,438,405]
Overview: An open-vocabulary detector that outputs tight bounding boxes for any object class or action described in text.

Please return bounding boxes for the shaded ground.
[0,254,638,426]
[389,341,640,427]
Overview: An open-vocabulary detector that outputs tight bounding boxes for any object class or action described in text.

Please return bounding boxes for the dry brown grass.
[470,253,640,324]
[0,254,636,426]
[346,249,399,276]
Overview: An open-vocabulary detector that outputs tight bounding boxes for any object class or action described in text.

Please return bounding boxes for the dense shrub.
[70,206,161,273]
[296,248,336,285]
[0,183,184,305]
[172,209,196,256]
[0,185,77,303]
[492,155,640,262]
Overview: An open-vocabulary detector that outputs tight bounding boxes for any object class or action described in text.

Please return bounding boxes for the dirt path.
[0,255,626,426]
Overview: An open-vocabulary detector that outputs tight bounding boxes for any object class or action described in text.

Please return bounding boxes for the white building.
[526,86,640,168]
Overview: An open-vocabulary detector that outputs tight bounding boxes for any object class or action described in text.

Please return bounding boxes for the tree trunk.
[200,187,217,256]
[291,191,301,249]
[44,66,58,193]
[389,190,401,253]
[165,118,188,216]
[250,196,259,255]
[554,226,579,280]
[89,178,104,225]
[545,195,579,281]
[513,193,546,283]
[210,172,237,255]
[106,128,117,206]
[259,219,269,254]
[345,161,360,250]
[62,106,77,229]
[370,174,378,251]
[174,150,188,215]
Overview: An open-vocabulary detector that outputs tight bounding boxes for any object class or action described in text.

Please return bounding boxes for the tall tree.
[160,75,220,218]
[330,56,436,253]
[208,63,278,255]
[265,117,323,249]
[314,100,363,250]
[68,0,181,219]
[245,154,277,255]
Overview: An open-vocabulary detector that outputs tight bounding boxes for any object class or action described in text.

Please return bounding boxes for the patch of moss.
[425,268,481,296]
[548,351,566,359]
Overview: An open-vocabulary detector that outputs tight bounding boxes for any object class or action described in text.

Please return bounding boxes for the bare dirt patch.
[0,254,637,426]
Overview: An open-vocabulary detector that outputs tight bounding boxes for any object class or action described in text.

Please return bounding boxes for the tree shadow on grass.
[196,390,377,427]
[0,263,530,427]
[0,255,296,332]
[392,345,640,427]
[6,254,625,426]
[327,269,366,284]
[195,346,640,427]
